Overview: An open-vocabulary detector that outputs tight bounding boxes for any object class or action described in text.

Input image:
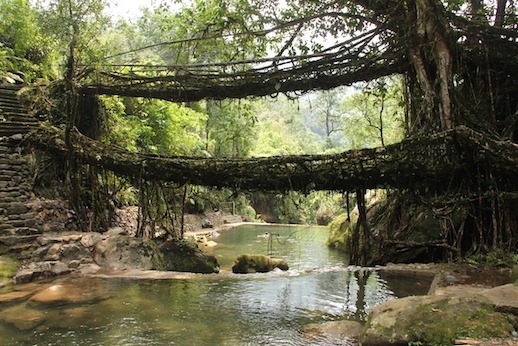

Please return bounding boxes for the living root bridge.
[24,125,518,192]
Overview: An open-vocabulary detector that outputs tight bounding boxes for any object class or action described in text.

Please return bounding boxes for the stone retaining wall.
[0,139,41,260]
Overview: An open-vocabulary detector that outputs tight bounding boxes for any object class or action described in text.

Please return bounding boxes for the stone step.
[0,227,41,237]
[7,243,39,259]
[2,116,37,123]
[0,98,19,104]
[0,121,37,128]
[0,114,29,120]
[0,88,22,96]
[0,235,39,247]
[0,102,21,109]
[222,214,243,224]
[0,105,25,112]
[0,128,34,136]
[0,98,23,104]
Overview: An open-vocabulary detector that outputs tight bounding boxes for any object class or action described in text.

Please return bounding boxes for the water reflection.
[0,225,432,345]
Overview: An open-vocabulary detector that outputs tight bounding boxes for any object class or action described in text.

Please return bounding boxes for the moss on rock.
[361,295,515,346]
[231,254,289,274]
[160,239,219,274]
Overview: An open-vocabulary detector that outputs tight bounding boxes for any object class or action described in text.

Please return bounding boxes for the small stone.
[80,232,103,248]
[44,244,62,261]
[19,212,34,220]
[67,260,81,269]
[10,134,22,141]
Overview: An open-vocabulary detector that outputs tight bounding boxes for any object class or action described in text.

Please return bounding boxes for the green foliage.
[0,0,54,80]
[205,100,256,157]
[36,0,111,70]
[103,96,207,156]
[340,77,405,149]
[250,96,324,156]
[185,187,259,221]
[298,191,344,225]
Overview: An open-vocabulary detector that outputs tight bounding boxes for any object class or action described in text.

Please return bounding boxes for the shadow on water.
[0,224,433,345]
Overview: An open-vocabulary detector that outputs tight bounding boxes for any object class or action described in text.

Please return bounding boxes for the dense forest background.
[0,0,404,224]
[1,0,517,265]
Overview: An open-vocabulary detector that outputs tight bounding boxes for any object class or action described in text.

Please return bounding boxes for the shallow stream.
[0,224,433,345]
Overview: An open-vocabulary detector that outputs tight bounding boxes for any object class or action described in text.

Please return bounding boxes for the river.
[0,224,433,345]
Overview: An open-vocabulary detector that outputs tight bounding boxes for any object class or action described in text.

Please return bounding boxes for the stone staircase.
[222,214,243,224]
[0,84,38,137]
[0,84,41,260]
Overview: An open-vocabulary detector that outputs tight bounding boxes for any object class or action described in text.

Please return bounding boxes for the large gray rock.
[302,320,363,344]
[159,239,219,274]
[361,294,514,346]
[482,283,518,314]
[93,235,164,270]
[433,283,518,314]
[14,261,71,284]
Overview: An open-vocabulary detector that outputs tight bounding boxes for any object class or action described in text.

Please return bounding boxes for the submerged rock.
[231,254,289,274]
[159,239,219,274]
[0,303,46,330]
[0,290,33,304]
[28,282,109,307]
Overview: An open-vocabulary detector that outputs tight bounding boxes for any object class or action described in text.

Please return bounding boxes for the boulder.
[201,217,213,228]
[231,254,289,274]
[93,235,164,270]
[159,239,219,274]
[14,261,71,284]
[433,283,518,314]
[481,284,518,314]
[80,232,103,248]
[302,320,363,343]
[60,243,90,264]
[361,295,514,346]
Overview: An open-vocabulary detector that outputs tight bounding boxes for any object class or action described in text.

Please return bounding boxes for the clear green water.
[0,224,432,345]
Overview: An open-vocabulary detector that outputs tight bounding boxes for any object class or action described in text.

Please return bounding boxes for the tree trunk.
[407,0,454,133]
